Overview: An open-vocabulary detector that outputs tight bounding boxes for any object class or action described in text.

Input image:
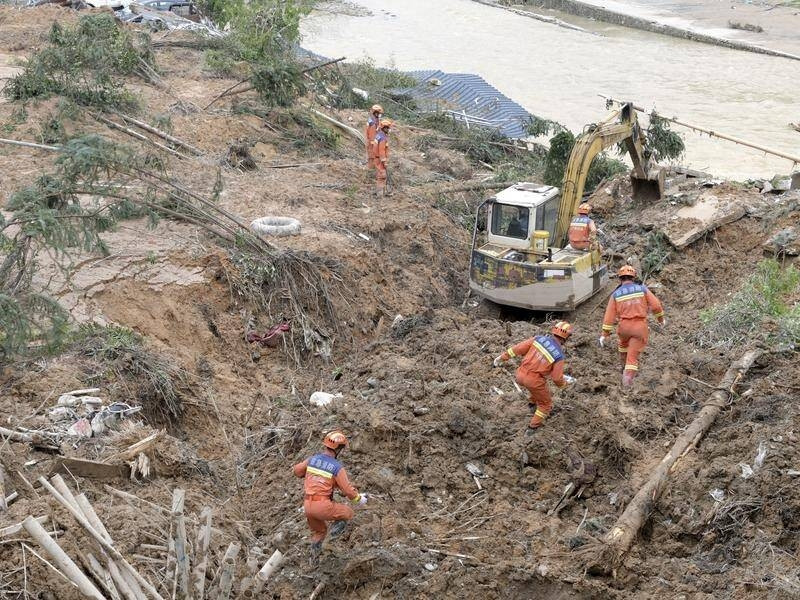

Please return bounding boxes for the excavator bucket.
[631,167,665,202]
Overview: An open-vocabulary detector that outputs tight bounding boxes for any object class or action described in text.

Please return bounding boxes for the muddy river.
[302,0,800,180]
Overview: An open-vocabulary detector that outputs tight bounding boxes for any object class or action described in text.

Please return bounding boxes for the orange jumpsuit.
[293,452,361,542]
[602,282,665,378]
[372,130,389,192]
[501,334,567,428]
[365,116,379,165]
[567,215,597,251]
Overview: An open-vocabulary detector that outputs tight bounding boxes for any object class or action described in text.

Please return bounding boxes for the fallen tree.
[589,348,762,573]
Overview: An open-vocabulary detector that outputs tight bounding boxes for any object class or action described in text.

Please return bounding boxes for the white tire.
[250,216,301,237]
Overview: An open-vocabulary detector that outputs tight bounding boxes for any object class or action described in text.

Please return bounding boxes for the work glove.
[598,336,606,348]
[357,494,368,506]
[493,356,504,368]
[563,375,576,385]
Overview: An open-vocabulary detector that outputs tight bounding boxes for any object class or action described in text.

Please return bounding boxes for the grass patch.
[698,259,800,349]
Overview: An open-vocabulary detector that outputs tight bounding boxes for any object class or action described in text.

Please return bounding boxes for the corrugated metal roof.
[396,70,534,139]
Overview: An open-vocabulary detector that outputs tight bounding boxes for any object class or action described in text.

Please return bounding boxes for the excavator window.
[535,195,559,240]
[491,204,529,239]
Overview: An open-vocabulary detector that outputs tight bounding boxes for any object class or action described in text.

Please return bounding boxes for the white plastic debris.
[608,492,619,506]
[491,386,504,396]
[391,314,404,328]
[309,392,343,407]
[67,418,93,438]
[753,441,768,469]
[739,463,754,479]
[709,489,725,502]
[424,563,437,572]
[786,470,800,477]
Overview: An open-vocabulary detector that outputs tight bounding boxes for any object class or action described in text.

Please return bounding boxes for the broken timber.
[591,349,762,572]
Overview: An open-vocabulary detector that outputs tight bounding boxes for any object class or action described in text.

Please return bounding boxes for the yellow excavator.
[469,102,664,311]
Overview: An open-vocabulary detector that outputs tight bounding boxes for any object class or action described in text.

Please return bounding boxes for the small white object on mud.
[250,216,301,237]
[709,489,725,502]
[309,392,343,407]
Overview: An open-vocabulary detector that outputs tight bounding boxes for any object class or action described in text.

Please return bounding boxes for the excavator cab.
[469,102,663,312]
[469,183,608,311]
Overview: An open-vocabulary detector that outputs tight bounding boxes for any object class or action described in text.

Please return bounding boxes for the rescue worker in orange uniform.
[371,119,392,196]
[292,431,367,564]
[365,104,383,169]
[567,203,598,251]
[599,265,665,386]
[493,321,576,433]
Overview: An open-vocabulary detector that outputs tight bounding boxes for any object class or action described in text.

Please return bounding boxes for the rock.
[760,180,773,194]
[771,175,792,192]
[447,409,468,435]
[791,171,800,190]
[367,377,380,389]
[309,391,343,407]
[424,563,437,572]
[412,406,430,416]
[763,228,799,256]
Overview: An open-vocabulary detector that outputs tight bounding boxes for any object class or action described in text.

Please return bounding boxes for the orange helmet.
[371,104,383,114]
[578,203,591,215]
[380,118,393,129]
[618,265,637,279]
[551,320,573,340]
[323,430,348,450]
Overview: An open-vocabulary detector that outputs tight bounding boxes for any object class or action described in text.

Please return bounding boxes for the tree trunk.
[594,349,762,571]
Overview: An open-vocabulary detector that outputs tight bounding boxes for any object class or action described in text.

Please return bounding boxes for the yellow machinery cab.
[469,182,608,311]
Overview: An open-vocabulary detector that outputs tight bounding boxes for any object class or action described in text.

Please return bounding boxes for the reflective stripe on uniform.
[614,292,645,302]
[507,348,516,358]
[602,324,614,331]
[306,466,334,479]
[654,311,665,318]
[618,347,627,353]
[534,409,549,418]
[624,364,639,371]
[532,340,555,363]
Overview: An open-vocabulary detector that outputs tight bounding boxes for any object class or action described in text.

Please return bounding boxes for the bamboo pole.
[0,426,34,443]
[249,550,284,595]
[92,114,189,160]
[0,138,61,152]
[115,115,202,156]
[22,516,106,600]
[595,349,762,571]
[107,559,140,600]
[83,553,123,600]
[191,507,212,600]
[170,489,190,599]
[104,485,171,516]
[215,542,239,600]
[0,515,48,538]
[38,476,165,600]
[601,95,800,166]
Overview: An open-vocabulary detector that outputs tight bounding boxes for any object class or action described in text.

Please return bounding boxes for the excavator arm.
[554,103,664,246]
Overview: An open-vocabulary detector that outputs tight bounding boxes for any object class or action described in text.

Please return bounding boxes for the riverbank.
[489,0,800,59]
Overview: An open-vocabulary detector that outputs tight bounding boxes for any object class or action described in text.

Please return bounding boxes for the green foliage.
[526,116,565,138]
[543,129,627,192]
[699,259,800,349]
[204,48,241,77]
[0,293,69,360]
[251,61,305,107]
[279,109,339,152]
[201,0,313,61]
[75,324,185,426]
[641,230,672,279]
[647,113,685,163]
[326,58,418,110]
[4,14,153,109]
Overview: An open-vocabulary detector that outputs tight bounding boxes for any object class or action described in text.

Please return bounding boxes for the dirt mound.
[0,5,799,599]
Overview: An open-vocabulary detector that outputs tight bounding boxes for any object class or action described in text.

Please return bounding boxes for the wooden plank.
[51,457,131,480]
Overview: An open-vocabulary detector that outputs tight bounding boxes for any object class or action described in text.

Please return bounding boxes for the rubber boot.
[329,520,346,538]
[309,541,322,566]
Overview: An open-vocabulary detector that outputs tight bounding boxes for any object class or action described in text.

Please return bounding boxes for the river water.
[301,0,800,180]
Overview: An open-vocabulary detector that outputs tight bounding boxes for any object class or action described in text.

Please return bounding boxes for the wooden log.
[596,349,762,571]
[215,542,239,600]
[191,507,212,600]
[38,476,165,600]
[170,489,190,599]
[22,516,106,600]
[433,180,516,194]
[306,107,365,145]
[115,116,202,156]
